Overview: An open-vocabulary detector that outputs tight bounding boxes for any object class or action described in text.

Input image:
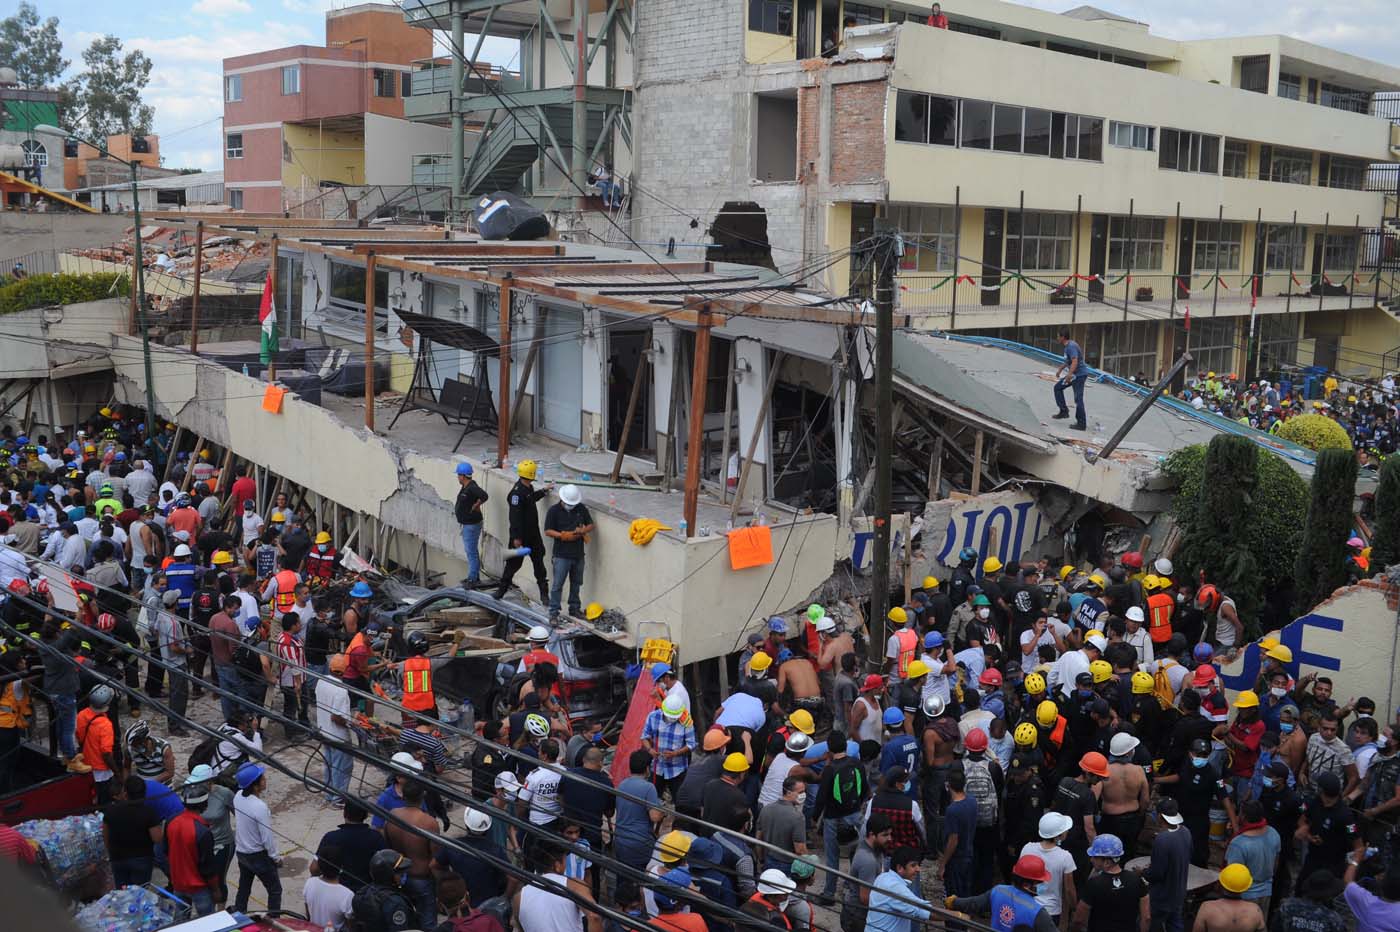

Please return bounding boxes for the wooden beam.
[496,277,512,467]
[181,438,205,492]
[189,221,204,354]
[364,251,377,432]
[162,426,185,482]
[729,351,784,522]
[609,349,650,483]
[903,511,914,606]
[718,341,736,505]
[495,261,710,279]
[509,314,543,439]
[928,435,944,502]
[682,310,714,532]
[971,430,984,495]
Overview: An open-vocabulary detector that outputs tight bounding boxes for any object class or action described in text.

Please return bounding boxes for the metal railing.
[408,62,524,98]
[1373,93,1400,123]
[0,249,60,279]
[411,154,453,186]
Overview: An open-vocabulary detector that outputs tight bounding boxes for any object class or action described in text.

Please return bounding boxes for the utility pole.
[870,225,899,666]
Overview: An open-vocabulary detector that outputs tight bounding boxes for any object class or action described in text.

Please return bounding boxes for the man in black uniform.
[1295,772,1363,892]
[1259,759,1303,901]
[1002,748,1048,880]
[1007,566,1047,643]
[493,459,551,602]
[351,849,418,932]
[949,547,978,609]
[1157,737,1234,867]
[919,576,953,633]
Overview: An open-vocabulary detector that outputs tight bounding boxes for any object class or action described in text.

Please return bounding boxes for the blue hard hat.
[882,707,905,727]
[456,461,473,476]
[768,616,787,633]
[349,581,373,599]
[777,648,794,663]
[114,452,126,461]
[1192,643,1214,663]
[236,762,266,790]
[16,436,27,445]
[1087,833,1124,858]
[959,547,979,562]
[924,631,945,649]
[651,662,672,680]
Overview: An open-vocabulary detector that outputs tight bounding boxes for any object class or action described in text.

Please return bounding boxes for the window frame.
[401,72,413,98]
[892,204,957,273]
[1263,224,1307,272]
[373,68,397,99]
[747,0,793,36]
[1108,120,1154,151]
[20,139,47,167]
[1107,216,1167,271]
[225,74,243,103]
[1267,147,1312,185]
[1193,221,1243,271]
[227,189,244,210]
[1158,128,1220,174]
[1278,72,1301,100]
[281,65,301,96]
[225,133,244,160]
[1006,211,1074,272]
[1222,139,1248,178]
[1322,233,1359,271]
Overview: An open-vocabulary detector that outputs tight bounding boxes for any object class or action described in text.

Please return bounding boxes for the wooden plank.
[181,438,205,492]
[350,243,561,257]
[729,351,784,521]
[609,349,650,483]
[929,435,944,502]
[682,310,714,532]
[971,430,984,496]
[509,314,542,440]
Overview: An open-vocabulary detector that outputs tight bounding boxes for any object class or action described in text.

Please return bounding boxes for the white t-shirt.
[1053,649,1091,699]
[242,513,266,546]
[1020,628,1056,674]
[1215,598,1238,649]
[236,591,261,633]
[758,753,800,806]
[303,876,354,930]
[1020,841,1078,916]
[521,766,563,825]
[315,677,351,741]
[920,652,951,705]
[518,874,583,932]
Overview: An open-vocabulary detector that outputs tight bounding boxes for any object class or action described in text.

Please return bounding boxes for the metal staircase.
[463,105,610,197]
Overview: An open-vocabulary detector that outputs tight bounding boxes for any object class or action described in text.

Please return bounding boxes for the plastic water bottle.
[607,492,617,508]
[756,510,768,526]
[679,518,688,538]
[241,363,250,376]
[726,518,734,533]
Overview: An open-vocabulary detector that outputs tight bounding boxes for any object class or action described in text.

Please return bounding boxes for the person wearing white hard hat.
[431,806,510,908]
[1100,731,1149,860]
[517,625,560,677]
[744,868,800,926]
[1019,812,1078,926]
[370,752,426,830]
[542,483,595,622]
[1122,606,1154,668]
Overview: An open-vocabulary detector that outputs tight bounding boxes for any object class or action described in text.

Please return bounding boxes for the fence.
[0,249,60,280]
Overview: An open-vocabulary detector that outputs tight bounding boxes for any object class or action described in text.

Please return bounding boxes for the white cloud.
[191,0,252,16]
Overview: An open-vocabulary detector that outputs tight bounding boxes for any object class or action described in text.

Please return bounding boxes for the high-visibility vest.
[1147,593,1175,644]
[273,569,298,614]
[894,628,918,678]
[305,548,336,581]
[401,656,435,711]
[0,682,32,729]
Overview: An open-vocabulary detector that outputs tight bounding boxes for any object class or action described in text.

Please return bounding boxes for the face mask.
[317,544,328,552]
[1358,712,1374,720]
[1176,593,1185,603]
[977,608,990,619]
[1280,722,1295,734]
[1270,687,1287,698]
[901,781,912,793]
[1191,756,1209,769]
[563,502,576,511]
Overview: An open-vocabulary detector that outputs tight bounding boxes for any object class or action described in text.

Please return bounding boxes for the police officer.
[1259,759,1302,903]
[351,849,418,932]
[492,460,551,602]
[1157,737,1234,867]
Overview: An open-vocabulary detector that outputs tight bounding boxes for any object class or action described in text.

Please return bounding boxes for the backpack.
[1367,754,1400,810]
[828,758,866,816]
[234,631,264,677]
[1152,659,1179,711]
[962,756,999,827]
[350,885,392,932]
[188,733,219,771]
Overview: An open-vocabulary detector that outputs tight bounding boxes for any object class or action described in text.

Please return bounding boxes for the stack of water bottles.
[16,813,107,890]
[73,885,179,932]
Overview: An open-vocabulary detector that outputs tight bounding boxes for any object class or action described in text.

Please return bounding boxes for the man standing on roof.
[1053,329,1089,431]
[543,483,594,622]
[453,462,487,588]
[493,460,551,603]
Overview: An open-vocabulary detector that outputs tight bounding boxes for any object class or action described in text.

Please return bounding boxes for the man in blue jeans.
[543,484,594,621]
[813,729,868,901]
[40,621,81,769]
[1053,329,1089,431]
[453,461,487,586]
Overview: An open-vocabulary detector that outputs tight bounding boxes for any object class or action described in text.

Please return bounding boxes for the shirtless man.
[1098,733,1150,860]
[1276,705,1306,775]
[816,617,855,700]
[776,645,823,718]
[1192,865,1265,932]
[384,779,442,929]
[921,696,960,844]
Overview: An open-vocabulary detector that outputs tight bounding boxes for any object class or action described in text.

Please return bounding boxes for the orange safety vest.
[1146,593,1175,644]
[273,569,298,614]
[0,682,32,729]
[894,628,918,678]
[401,656,435,711]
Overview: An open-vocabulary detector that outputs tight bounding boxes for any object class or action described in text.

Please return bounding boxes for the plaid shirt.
[641,710,695,779]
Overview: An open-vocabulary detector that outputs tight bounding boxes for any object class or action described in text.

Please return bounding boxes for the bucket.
[1209,807,1228,840]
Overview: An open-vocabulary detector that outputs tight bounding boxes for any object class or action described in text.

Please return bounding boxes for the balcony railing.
[408,62,524,98]
[411,155,453,186]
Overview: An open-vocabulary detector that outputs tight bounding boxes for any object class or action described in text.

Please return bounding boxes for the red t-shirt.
[0,824,36,866]
[1228,718,1265,777]
[230,477,257,508]
[928,12,948,27]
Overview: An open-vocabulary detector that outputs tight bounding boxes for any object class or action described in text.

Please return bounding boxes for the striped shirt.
[129,737,172,784]
[641,710,695,779]
[276,632,305,689]
[564,838,592,881]
[398,727,450,772]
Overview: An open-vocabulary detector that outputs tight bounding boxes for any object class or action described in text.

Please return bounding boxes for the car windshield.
[564,635,628,669]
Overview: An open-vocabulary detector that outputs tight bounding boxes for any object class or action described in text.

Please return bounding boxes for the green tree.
[1293,448,1359,614]
[60,35,154,138]
[1187,435,1260,623]
[1369,457,1400,569]
[0,3,67,89]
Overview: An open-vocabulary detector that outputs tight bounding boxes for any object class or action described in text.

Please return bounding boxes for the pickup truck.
[0,739,95,825]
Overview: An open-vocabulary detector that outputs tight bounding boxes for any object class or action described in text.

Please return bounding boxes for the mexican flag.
[258,270,278,365]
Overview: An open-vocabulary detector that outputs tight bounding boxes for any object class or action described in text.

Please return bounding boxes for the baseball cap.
[1316,772,1342,796]
[1157,798,1184,825]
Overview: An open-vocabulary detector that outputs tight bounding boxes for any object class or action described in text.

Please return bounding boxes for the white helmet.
[922,694,946,718]
[1109,733,1140,758]
[814,617,837,634]
[662,695,686,721]
[390,751,424,772]
[1154,557,1174,577]
[173,543,192,557]
[1125,606,1145,623]
[528,625,550,643]
[463,807,493,833]
[558,484,582,507]
[524,713,550,738]
[757,868,797,897]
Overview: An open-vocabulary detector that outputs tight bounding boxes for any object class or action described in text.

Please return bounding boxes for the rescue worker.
[1146,573,1175,645]
[946,853,1057,932]
[304,532,337,586]
[0,651,33,793]
[493,460,551,602]
[351,849,418,932]
[884,606,918,685]
[261,556,300,618]
[343,580,372,639]
[519,626,560,673]
[742,869,797,928]
[400,631,437,722]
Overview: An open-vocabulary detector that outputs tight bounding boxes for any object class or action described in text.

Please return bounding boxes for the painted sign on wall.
[932,492,1048,569]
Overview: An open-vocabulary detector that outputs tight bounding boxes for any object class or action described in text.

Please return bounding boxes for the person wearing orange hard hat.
[1052,751,1110,884]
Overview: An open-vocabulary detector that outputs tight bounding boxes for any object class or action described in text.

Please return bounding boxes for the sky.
[20,0,1400,173]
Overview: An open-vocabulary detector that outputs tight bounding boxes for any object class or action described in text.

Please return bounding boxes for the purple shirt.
[1346,882,1400,932]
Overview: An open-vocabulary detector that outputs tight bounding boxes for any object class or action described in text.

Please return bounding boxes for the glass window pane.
[994,105,1023,152]
[929,96,957,146]
[961,100,992,149]
[1051,113,1066,158]
[1078,117,1102,161]
[1024,108,1051,156]
[894,92,930,143]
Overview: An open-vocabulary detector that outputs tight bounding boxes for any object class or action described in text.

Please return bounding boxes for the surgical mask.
[1191,756,1209,769]
[397,871,409,886]
[317,544,329,552]
[563,502,576,510]
[1358,712,1374,720]
[1176,593,1185,603]
[1270,687,1287,699]
[977,608,990,619]
[796,791,807,807]
[1280,722,1295,734]
[901,781,912,793]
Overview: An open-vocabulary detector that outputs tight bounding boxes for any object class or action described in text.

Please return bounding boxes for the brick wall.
[797,85,820,181]
[829,81,886,185]
[635,0,743,84]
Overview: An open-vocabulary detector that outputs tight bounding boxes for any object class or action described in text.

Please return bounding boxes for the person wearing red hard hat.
[977,667,1006,720]
[961,727,1004,895]
[946,852,1057,932]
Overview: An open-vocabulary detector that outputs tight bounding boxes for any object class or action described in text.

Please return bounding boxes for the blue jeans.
[403,874,437,927]
[822,812,863,896]
[52,693,77,758]
[460,523,482,584]
[1053,375,1087,424]
[182,887,215,917]
[549,556,584,616]
[324,744,353,801]
[112,855,154,887]
[215,664,242,724]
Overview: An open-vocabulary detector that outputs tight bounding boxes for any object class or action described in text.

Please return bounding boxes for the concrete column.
[650,319,678,464]
[733,337,771,505]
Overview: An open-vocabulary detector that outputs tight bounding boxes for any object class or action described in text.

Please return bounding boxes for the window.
[993,104,1023,152]
[892,205,956,272]
[20,140,47,167]
[329,260,390,317]
[1222,139,1247,178]
[402,72,413,97]
[1109,121,1154,150]
[225,74,242,102]
[373,69,397,98]
[1257,315,1301,370]
[1265,146,1311,185]
[1023,108,1051,156]
[1240,55,1270,94]
[948,22,1000,39]
[1193,221,1243,270]
[1046,41,1098,61]
[1263,224,1306,271]
[225,133,244,159]
[228,189,244,209]
[1158,128,1219,174]
[843,2,883,25]
[63,138,78,158]
[1075,115,1103,162]
[1189,317,1238,377]
[1323,156,1366,191]
[1097,320,1159,379]
[1108,216,1166,270]
[1278,72,1300,100]
[1006,211,1073,271]
[1322,233,1359,270]
[281,65,300,95]
[1320,82,1369,114]
[748,0,792,35]
[960,100,992,149]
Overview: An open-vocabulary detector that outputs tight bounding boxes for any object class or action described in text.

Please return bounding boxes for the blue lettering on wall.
[933,498,1049,569]
[1218,612,1343,691]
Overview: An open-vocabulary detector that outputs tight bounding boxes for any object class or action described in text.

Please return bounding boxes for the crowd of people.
[2,402,1400,932]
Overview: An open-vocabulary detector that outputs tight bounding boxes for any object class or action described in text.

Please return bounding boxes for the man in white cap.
[431,807,511,908]
[1020,812,1077,927]
[542,484,595,622]
[1122,607,1154,667]
[1052,632,1105,700]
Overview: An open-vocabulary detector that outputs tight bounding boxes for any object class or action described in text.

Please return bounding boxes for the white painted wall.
[364,112,456,184]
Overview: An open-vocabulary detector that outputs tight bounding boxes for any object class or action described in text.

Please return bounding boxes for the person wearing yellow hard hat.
[1195,862,1262,931]
[305,530,338,585]
[492,459,552,604]
[1218,690,1265,800]
[884,605,920,685]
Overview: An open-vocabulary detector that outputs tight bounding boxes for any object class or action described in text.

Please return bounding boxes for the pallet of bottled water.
[73,884,188,932]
